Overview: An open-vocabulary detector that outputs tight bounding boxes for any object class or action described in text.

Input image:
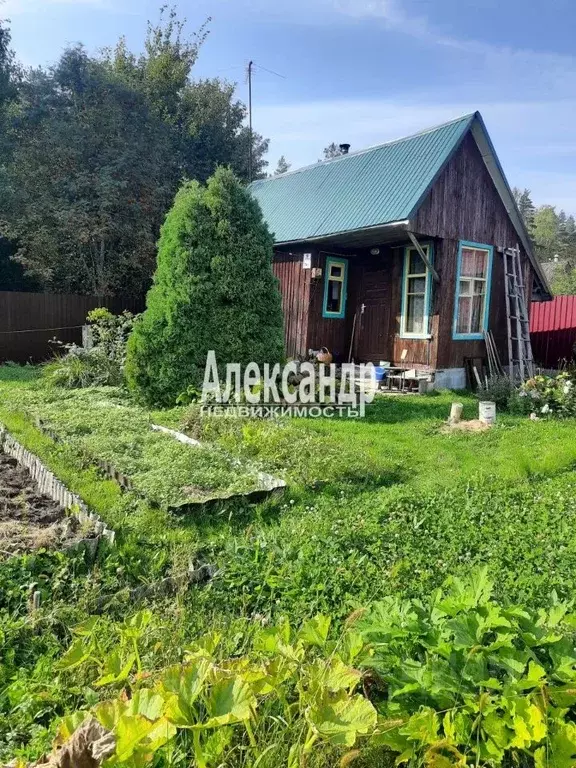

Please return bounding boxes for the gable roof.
[250,111,550,297]
[250,113,474,244]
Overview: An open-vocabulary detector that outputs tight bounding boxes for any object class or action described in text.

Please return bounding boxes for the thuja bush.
[125,167,285,406]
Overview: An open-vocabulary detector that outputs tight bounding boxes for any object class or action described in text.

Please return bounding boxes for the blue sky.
[3,0,576,212]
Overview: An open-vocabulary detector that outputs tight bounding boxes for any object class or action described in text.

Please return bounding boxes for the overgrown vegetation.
[2,386,266,508]
[42,309,137,389]
[11,569,576,768]
[126,168,284,406]
[475,370,576,418]
[3,366,576,765]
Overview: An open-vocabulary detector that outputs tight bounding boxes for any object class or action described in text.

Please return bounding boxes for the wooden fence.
[0,291,143,363]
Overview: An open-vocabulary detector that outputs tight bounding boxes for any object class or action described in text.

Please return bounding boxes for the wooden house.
[250,112,551,389]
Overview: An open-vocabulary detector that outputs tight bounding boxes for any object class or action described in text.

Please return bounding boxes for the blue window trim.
[399,242,434,339]
[452,240,494,341]
[322,257,348,319]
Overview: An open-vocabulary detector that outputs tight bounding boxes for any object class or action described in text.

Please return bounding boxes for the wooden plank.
[407,231,440,282]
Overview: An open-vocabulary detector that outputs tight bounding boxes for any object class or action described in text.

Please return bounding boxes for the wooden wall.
[272,253,311,358]
[0,291,142,363]
[273,131,534,373]
[303,247,438,367]
[413,131,533,370]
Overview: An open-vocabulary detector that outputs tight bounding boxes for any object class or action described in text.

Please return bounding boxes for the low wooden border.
[0,424,115,545]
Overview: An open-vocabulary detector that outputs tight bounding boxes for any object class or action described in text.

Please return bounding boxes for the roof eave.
[273,219,410,248]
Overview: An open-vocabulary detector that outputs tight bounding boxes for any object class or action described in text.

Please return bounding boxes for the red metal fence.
[0,291,143,363]
[530,295,576,369]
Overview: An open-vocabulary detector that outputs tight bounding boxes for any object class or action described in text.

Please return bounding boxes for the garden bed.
[0,451,96,557]
[6,387,284,510]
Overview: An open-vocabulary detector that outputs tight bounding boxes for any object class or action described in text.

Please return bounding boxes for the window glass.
[454,245,491,336]
[323,258,347,317]
[402,246,431,337]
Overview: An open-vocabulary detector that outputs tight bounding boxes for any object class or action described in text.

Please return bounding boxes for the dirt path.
[0,452,95,557]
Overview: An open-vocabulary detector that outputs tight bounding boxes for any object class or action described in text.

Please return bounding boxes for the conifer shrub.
[125,167,285,405]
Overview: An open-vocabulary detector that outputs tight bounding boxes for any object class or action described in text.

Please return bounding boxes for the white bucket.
[479,401,496,425]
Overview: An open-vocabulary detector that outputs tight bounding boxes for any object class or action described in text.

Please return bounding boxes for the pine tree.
[512,187,535,233]
[125,167,285,406]
[274,155,290,175]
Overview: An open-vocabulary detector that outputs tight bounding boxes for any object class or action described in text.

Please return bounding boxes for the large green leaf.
[202,678,256,728]
[298,615,331,648]
[72,617,100,637]
[121,610,153,641]
[115,714,154,762]
[549,721,576,768]
[161,660,212,727]
[56,639,93,671]
[401,707,439,745]
[307,693,377,746]
[323,658,362,693]
[94,651,136,688]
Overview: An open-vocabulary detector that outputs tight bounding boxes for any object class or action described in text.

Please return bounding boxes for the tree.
[103,8,269,183]
[274,155,290,175]
[512,187,535,233]
[0,8,271,296]
[125,167,285,406]
[3,47,176,296]
[532,205,560,262]
[551,260,576,295]
[558,213,576,259]
[0,16,14,109]
[0,236,38,290]
[322,142,344,160]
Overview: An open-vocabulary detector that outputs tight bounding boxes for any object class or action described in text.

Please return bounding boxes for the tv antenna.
[246,61,286,183]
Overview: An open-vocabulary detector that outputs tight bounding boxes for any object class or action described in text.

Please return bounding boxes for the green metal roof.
[249,113,476,244]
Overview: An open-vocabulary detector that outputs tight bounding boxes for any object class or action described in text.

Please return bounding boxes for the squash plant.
[24,570,576,767]
[52,613,377,767]
[358,567,576,767]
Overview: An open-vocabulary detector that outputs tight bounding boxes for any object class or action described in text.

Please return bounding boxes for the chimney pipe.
[339,143,351,155]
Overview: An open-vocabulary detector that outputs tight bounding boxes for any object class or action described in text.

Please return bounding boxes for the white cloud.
[221,0,576,101]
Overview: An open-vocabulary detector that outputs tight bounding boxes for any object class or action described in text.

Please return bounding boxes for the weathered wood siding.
[272,253,311,358]
[413,132,533,370]
[306,251,355,362]
[304,248,439,368]
[273,132,533,373]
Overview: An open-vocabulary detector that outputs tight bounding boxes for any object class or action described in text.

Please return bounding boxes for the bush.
[519,371,576,418]
[42,309,136,388]
[125,167,285,406]
[16,572,576,768]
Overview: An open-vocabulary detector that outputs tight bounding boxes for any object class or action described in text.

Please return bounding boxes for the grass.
[3,364,576,762]
[185,390,576,491]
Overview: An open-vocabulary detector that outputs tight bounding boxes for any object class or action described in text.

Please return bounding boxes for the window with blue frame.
[322,257,348,318]
[400,244,433,338]
[453,241,493,340]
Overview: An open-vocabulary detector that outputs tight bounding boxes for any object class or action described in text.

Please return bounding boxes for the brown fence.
[0,291,144,363]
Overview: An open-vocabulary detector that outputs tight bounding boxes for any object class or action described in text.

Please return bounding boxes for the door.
[353,262,391,363]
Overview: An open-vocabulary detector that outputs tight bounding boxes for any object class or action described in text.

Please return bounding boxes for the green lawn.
[3,364,576,761]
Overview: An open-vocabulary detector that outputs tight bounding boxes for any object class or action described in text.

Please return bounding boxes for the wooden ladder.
[503,244,535,382]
